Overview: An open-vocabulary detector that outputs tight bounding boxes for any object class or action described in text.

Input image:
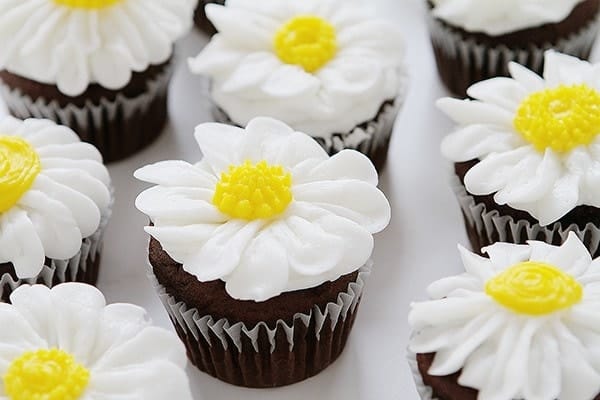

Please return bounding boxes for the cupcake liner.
[451,175,600,256]
[0,193,113,302]
[214,84,407,172]
[148,261,372,388]
[428,11,600,95]
[0,63,174,163]
[407,350,436,400]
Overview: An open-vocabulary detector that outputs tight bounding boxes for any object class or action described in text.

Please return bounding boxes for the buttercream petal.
[541,232,591,276]
[134,160,216,188]
[441,125,524,162]
[296,150,378,186]
[483,242,531,271]
[467,77,528,111]
[145,224,220,264]
[437,98,514,127]
[0,208,45,279]
[508,61,545,92]
[206,3,274,49]
[193,123,246,174]
[36,142,103,162]
[41,169,111,212]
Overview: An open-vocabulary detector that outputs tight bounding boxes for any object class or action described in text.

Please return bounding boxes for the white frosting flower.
[188,0,405,137]
[0,0,196,96]
[440,51,600,226]
[0,283,192,400]
[0,117,111,279]
[430,0,586,36]
[409,233,600,400]
[135,117,391,301]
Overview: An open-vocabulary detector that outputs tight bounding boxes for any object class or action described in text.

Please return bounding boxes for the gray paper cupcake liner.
[0,62,173,162]
[0,192,113,302]
[408,350,436,400]
[428,10,600,95]
[148,261,372,387]
[452,174,600,256]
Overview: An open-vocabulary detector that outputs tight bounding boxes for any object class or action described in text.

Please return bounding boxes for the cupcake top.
[0,0,196,96]
[0,283,192,399]
[409,233,600,400]
[0,117,111,278]
[188,0,406,137]
[440,51,600,227]
[135,117,391,301]
[430,0,586,36]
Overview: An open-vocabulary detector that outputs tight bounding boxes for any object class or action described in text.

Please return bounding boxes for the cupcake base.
[0,199,111,303]
[213,96,404,172]
[0,61,173,163]
[452,161,600,256]
[148,238,371,388]
[194,0,224,34]
[428,0,600,96]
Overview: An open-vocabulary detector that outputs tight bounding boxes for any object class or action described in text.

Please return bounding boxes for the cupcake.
[0,282,192,399]
[0,117,112,301]
[188,0,407,171]
[409,233,600,400]
[194,0,223,33]
[428,0,600,96]
[0,0,196,162]
[134,117,391,387]
[440,51,600,257]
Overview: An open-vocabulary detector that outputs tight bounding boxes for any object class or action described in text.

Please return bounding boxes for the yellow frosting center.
[53,0,122,9]
[0,136,41,214]
[4,349,90,400]
[485,261,583,315]
[213,160,293,220]
[274,15,337,73]
[514,84,600,153]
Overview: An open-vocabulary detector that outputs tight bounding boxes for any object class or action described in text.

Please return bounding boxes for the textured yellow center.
[4,349,90,400]
[53,0,121,9]
[0,136,41,214]
[213,160,293,220]
[485,261,583,315]
[274,15,337,73]
[514,84,600,153]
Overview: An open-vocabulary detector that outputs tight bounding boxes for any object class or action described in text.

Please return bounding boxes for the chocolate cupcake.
[0,0,196,162]
[0,117,112,301]
[135,117,391,387]
[428,0,600,96]
[188,0,407,171]
[0,283,193,399]
[440,51,600,257]
[194,0,223,33]
[409,233,600,400]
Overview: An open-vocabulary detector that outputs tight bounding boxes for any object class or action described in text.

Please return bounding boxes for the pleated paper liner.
[0,62,174,163]
[0,195,112,302]
[452,175,600,257]
[213,86,407,173]
[427,10,600,96]
[149,262,372,388]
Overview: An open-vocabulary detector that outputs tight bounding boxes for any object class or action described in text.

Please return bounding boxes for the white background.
[2,0,597,399]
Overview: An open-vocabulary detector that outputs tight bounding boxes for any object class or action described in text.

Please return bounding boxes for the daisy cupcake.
[135,117,391,387]
[0,0,196,162]
[0,283,192,399]
[0,117,112,301]
[189,0,407,171]
[441,51,600,257]
[428,0,600,95]
[409,233,600,400]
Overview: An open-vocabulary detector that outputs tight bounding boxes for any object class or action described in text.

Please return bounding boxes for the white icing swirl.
[0,116,111,278]
[0,0,196,96]
[409,233,600,400]
[0,283,192,399]
[135,117,391,302]
[430,0,587,36]
[188,0,406,138]
[440,51,600,226]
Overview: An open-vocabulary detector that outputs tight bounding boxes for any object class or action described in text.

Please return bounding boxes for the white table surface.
[2,1,598,399]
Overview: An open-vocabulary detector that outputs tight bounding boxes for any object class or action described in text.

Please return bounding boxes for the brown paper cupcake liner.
[451,175,600,256]
[408,350,437,400]
[0,193,113,302]
[0,63,173,163]
[194,0,224,33]
[428,11,600,96]
[214,85,407,172]
[148,261,372,388]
